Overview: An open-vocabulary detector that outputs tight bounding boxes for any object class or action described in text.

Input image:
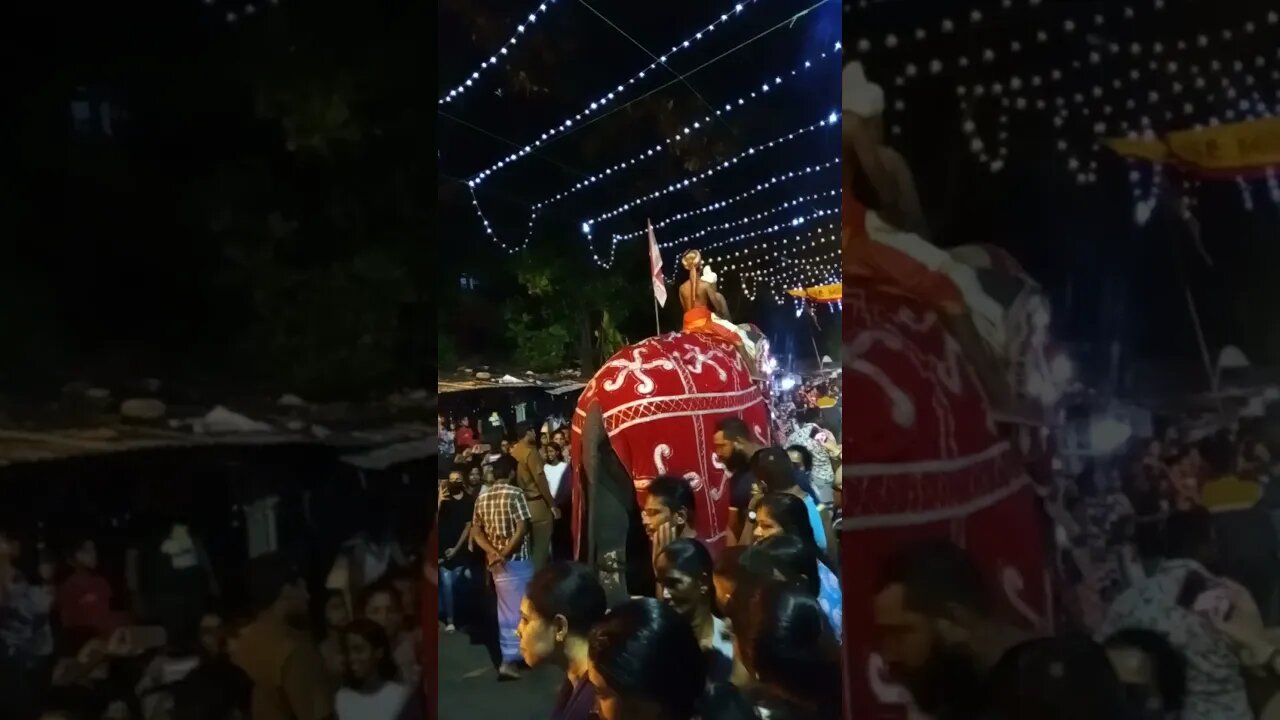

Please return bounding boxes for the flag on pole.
[647,220,667,307]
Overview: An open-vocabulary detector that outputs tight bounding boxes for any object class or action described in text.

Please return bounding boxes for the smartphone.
[1177,572,1233,623]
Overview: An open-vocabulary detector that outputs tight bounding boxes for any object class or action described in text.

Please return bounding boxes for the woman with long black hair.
[748,449,835,563]
[587,598,750,720]
[654,539,736,684]
[750,495,841,641]
[727,582,841,720]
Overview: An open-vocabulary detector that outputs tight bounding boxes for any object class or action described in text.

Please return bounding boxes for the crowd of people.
[438,401,844,719]
[0,516,425,720]
[859,420,1280,720]
[1024,422,1280,720]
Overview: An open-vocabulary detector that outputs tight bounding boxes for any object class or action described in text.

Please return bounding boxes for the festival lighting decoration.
[711,222,839,273]
[733,247,841,281]
[657,189,840,250]
[468,0,765,187]
[657,221,839,302]
[203,0,280,24]
[586,113,839,268]
[439,0,559,106]
[663,221,838,284]
[693,206,838,254]
[613,158,840,244]
[582,113,839,230]
[532,47,842,212]
[741,260,840,303]
[450,0,836,271]
[849,1,1280,222]
[729,224,840,301]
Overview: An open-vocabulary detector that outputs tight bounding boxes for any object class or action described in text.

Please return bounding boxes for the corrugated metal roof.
[0,424,433,467]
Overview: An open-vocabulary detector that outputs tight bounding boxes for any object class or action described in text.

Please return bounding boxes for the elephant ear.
[581,403,635,607]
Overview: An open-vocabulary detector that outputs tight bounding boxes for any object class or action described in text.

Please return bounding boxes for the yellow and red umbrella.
[786,283,842,303]
[1105,116,1280,179]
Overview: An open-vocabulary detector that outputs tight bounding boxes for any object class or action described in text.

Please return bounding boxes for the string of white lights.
[732,225,839,270]
[469,0,764,186]
[937,13,1280,184]
[675,206,837,259]
[723,224,839,289]
[718,242,839,276]
[1266,166,1280,203]
[613,157,840,244]
[741,262,839,303]
[531,46,842,211]
[849,0,1173,55]
[657,189,839,250]
[1129,159,1164,226]
[440,0,560,106]
[467,186,523,253]
[878,6,1280,175]
[672,221,838,282]
[584,113,838,232]
[663,222,836,291]
[586,117,837,268]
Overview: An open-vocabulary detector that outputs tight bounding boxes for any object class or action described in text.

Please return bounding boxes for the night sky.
[437,0,843,368]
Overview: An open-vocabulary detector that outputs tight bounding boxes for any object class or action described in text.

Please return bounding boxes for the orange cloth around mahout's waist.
[843,185,965,314]
[683,305,713,330]
[683,306,742,346]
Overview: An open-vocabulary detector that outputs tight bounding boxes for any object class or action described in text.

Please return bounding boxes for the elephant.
[569,331,772,605]
[843,283,1055,720]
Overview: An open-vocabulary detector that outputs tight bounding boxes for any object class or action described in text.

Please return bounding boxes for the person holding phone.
[1100,508,1252,720]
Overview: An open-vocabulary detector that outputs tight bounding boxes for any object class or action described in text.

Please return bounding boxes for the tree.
[504,233,649,374]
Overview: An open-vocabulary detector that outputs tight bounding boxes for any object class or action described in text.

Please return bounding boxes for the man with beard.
[713,417,764,540]
[873,539,1031,719]
[232,554,336,720]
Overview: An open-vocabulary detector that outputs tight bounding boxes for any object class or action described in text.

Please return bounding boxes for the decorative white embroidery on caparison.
[600,349,676,395]
[1002,565,1049,634]
[679,343,729,381]
[653,444,673,475]
[867,653,930,718]
[851,359,916,428]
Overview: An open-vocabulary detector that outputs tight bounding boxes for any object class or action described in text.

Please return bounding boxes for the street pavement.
[438,622,565,720]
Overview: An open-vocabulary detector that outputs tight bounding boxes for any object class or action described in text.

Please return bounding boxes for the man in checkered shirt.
[470,454,533,679]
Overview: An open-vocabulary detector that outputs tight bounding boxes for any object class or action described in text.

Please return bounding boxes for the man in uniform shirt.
[511,422,557,570]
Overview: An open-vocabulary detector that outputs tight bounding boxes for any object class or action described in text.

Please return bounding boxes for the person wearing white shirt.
[543,442,572,560]
[335,618,410,720]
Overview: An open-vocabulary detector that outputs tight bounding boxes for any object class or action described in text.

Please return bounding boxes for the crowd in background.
[438,394,844,719]
[867,419,1280,720]
[0,514,424,720]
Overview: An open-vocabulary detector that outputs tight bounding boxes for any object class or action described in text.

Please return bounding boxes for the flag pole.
[650,218,661,335]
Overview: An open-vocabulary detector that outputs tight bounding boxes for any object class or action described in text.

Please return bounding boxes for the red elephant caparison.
[569,332,770,596]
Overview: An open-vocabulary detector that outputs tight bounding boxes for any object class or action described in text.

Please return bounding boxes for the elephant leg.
[582,404,644,606]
